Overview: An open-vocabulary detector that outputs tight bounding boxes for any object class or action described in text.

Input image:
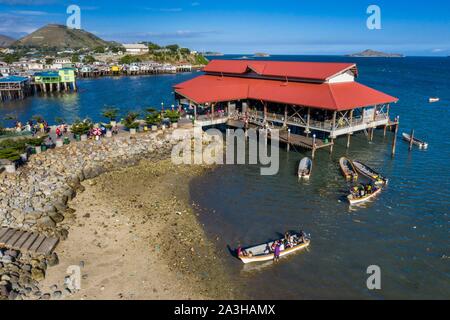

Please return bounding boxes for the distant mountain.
[346,49,404,58]
[11,24,111,50]
[0,34,15,48]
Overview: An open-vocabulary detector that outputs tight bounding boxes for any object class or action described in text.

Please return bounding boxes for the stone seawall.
[0,130,181,238]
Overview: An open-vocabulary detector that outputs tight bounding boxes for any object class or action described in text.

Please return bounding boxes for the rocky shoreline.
[0,130,179,234]
[0,129,210,300]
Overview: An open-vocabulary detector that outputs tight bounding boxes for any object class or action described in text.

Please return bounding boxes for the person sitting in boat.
[264,244,271,254]
[365,184,373,194]
[271,241,278,253]
[236,245,248,257]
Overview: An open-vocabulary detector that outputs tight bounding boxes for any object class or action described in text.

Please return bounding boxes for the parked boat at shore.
[298,157,312,179]
[402,133,428,149]
[339,157,358,181]
[238,233,310,264]
[353,160,388,186]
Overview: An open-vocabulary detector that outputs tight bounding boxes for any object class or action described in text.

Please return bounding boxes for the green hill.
[11,24,111,50]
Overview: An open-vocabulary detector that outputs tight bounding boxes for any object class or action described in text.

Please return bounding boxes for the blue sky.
[0,0,449,56]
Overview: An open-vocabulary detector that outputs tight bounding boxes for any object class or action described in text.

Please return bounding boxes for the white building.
[122,44,149,55]
[52,58,72,69]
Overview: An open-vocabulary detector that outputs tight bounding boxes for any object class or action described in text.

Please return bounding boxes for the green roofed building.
[33,69,77,93]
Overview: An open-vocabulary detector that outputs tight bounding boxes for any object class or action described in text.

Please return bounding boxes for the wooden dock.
[0,227,59,256]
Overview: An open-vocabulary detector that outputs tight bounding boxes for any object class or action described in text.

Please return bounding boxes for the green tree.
[71,54,80,63]
[83,55,96,64]
[145,108,161,126]
[179,48,191,55]
[123,111,140,130]
[165,44,179,53]
[94,46,105,54]
[164,110,181,123]
[147,42,161,51]
[119,55,141,64]
[102,107,119,122]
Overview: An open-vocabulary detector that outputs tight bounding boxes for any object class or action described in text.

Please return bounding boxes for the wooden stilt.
[311,134,317,159]
[409,129,415,151]
[391,118,399,157]
[347,134,351,148]
[383,125,388,137]
[287,129,291,151]
[330,139,334,154]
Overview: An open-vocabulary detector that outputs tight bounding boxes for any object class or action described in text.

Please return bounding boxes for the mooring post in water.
[346,133,351,149]
[312,134,316,159]
[330,138,334,154]
[287,128,291,151]
[409,129,415,151]
[391,116,399,157]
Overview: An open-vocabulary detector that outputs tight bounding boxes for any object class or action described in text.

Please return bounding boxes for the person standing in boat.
[274,242,281,262]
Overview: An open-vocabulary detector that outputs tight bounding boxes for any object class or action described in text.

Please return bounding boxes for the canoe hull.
[239,240,310,264]
[402,133,428,149]
[353,160,388,186]
[339,157,358,181]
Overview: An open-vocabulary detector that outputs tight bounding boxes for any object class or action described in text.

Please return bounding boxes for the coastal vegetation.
[71,119,94,136]
[102,107,120,123]
[123,111,140,130]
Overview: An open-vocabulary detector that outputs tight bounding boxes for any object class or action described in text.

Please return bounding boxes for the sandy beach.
[38,158,239,300]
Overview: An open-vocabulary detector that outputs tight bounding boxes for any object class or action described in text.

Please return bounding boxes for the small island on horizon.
[254,52,271,57]
[346,49,405,58]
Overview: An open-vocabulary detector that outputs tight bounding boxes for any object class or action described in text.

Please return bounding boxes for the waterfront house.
[0,76,30,101]
[52,58,73,69]
[174,60,399,155]
[123,44,149,55]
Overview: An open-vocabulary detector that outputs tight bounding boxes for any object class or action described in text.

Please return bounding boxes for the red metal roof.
[174,75,398,111]
[202,60,358,81]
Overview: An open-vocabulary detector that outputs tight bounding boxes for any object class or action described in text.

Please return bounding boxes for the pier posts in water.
[311,134,317,159]
[287,129,291,151]
[391,116,400,157]
[409,129,415,151]
[346,134,351,148]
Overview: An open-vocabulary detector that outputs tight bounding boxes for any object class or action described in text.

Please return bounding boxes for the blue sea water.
[1,55,449,299]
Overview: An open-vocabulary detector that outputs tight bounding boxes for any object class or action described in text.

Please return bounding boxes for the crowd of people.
[236,230,308,262]
[14,120,53,136]
[350,183,378,199]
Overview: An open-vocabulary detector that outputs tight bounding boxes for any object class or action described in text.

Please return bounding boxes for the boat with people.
[348,184,382,205]
[298,157,312,179]
[353,160,388,186]
[339,157,358,181]
[237,231,310,264]
[402,133,429,149]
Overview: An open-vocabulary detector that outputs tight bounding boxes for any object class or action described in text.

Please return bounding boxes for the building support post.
[306,107,311,137]
[284,104,288,128]
[391,116,399,157]
[330,139,334,154]
[311,134,317,159]
[287,128,291,152]
[211,103,215,120]
[263,102,268,123]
